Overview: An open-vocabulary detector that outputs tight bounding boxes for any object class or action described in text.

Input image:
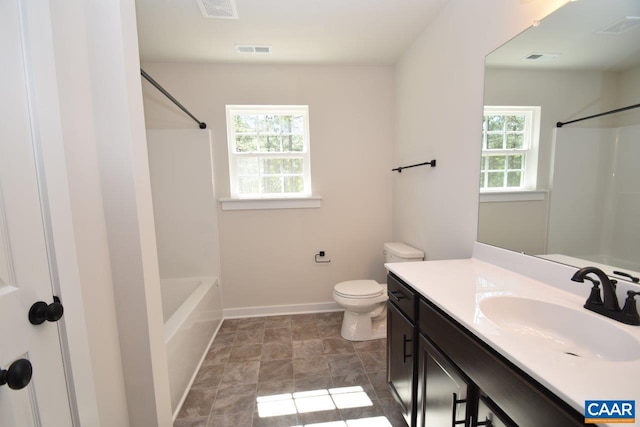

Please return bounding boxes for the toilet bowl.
[333,280,388,341]
[333,242,424,341]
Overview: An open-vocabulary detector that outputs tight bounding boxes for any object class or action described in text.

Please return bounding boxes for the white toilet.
[333,242,424,341]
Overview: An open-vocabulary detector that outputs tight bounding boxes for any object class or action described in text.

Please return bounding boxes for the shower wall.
[146,129,221,279]
[609,125,640,269]
[548,124,640,270]
[146,129,223,417]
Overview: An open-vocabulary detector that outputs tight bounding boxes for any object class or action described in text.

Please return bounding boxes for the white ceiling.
[486,0,640,72]
[135,0,450,64]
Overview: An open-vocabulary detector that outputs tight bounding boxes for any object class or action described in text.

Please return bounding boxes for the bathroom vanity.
[386,243,640,427]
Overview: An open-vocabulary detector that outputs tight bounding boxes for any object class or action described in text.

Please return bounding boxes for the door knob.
[0,359,32,390]
[29,296,64,325]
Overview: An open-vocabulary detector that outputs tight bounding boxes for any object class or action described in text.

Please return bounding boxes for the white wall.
[392,0,571,260]
[44,1,172,425]
[141,64,394,312]
[147,129,221,280]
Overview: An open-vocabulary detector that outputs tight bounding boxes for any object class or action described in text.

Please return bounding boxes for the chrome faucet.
[571,266,640,326]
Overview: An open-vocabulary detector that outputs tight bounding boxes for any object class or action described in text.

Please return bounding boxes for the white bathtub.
[162,277,223,419]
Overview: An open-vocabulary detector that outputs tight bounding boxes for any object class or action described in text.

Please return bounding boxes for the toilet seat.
[334,280,383,299]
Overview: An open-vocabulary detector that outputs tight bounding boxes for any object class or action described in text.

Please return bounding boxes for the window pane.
[282,135,304,152]
[507,171,522,187]
[238,176,259,194]
[259,115,282,133]
[262,159,283,174]
[234,115,257,132]
[236,135,258,152]
[283,159,304,174]
[262,176,282,193]
[487,134,504,149]
[291,115,304,134]
[506,115,525,131]
[487,115,505,131]
[488,156,505,170]
[260,135,282,152]
[237,157,259,175]
[506,133,524,149]
[284,176,304,193]
[488,172,504,188]
[508,155,523,170]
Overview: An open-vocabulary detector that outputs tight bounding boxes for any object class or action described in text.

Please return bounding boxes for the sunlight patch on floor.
[257,386,375,418]
[290,416,393,427]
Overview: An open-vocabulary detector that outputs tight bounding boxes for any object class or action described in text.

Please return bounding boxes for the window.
[226,105,312,199]
[480,106,540,191]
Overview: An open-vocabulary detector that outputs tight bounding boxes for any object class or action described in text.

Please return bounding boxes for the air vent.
[597,16,640,35]
[522,53,560,61]
[196,0,238,19]
[235,45,272,54]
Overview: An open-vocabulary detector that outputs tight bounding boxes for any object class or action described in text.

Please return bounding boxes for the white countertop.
[386,257,640,427]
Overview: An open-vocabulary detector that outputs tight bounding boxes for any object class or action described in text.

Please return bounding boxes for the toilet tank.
[383,242,424,263]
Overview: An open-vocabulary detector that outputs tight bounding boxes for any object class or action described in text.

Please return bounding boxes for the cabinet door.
[417,334,472,427]
[475,395,517,427]
[388,301,415,427]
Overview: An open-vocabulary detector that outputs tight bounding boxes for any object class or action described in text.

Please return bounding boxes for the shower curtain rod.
[556,103,640,128]
[140,69,207,129]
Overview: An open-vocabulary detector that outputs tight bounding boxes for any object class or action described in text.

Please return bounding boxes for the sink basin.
[479,296,640,361]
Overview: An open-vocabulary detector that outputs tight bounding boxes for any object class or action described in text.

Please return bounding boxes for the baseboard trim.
[223,301,342,319]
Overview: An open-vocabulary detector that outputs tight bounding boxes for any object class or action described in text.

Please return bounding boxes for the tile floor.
[174,311,406,427]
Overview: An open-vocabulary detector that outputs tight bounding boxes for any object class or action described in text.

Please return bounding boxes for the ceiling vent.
[196,0,238,19]
[597,16,640,35]
[235,45,272,54]
[522,53,561,61]
[522,52,560,62]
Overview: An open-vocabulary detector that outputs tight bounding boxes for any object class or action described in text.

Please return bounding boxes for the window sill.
[220,196,322,211]
[479,190,547,203]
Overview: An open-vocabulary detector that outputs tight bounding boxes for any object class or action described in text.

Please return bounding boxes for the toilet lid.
[334,280,383,298]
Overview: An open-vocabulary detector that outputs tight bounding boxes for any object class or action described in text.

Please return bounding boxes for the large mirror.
[478,0,640,282]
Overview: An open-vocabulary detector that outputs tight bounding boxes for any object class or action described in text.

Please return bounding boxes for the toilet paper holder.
[315,251,331,263]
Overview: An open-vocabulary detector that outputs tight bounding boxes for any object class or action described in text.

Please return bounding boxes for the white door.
[0,0,73,425]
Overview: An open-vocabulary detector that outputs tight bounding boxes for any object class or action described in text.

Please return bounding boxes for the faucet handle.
[583,276,603,306]
[621,291,640,326]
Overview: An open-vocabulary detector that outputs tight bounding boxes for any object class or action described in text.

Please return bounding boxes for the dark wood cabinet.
[417,333,473,427]
[476,395,516,427]
[387,300,415,427]
[387,273,418,427]
[387,273,588,427]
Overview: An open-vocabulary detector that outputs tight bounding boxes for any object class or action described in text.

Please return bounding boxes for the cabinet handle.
[402,334,412,363]
[389,290,406,301]
[451,393,467,426]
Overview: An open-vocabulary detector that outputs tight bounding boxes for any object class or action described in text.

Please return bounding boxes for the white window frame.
[225,105,313,201]
[480,106,541,193]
